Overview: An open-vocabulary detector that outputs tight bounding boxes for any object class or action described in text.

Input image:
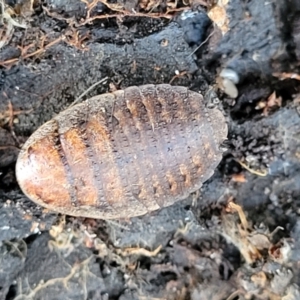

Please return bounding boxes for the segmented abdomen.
[16,84,227,219]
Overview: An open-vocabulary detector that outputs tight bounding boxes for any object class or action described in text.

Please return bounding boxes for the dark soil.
[1,0,300,299]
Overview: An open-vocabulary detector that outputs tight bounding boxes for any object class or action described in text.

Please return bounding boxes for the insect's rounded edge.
[15,119,79,216]
[15,119,58,208]
[208,107,228,153]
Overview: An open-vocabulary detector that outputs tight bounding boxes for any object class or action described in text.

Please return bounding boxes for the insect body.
[16,84,228,219]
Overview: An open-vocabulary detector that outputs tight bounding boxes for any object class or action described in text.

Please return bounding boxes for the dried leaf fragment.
[273,72,300,81]
[208,1,229,35]
[231,173,247,183]
[251,271,267,288]
[118,245,162,257]
[262,91,282,116]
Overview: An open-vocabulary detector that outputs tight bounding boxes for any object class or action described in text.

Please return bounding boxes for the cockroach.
[16,84,228,219]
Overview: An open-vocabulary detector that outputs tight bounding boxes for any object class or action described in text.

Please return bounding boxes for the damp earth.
[1,0,300,299]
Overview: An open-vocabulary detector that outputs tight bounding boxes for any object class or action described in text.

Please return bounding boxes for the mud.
[1,0,300,299]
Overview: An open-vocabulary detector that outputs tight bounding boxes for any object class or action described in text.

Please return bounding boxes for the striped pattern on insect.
[16,84,228,219]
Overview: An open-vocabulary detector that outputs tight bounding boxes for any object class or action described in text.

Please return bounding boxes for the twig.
[70,77,109,107]
[189,28,215,56]
[226,290,241,300]
[43,3,187,27]
[0,36,62,67]
[119,245,162,257]
[0,145,20,150]
[273,72,300,81]
[227,201,249,231]
[237,160,268,177]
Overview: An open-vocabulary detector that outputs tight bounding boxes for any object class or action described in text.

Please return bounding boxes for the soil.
[1,0,300,299]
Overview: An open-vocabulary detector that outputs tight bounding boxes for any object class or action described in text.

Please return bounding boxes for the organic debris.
[256,91,282,116]
[237,159,268,177]
[0,0,192,68]
[0,0,27,50]
[273,72,300,81]
[222,199,284,264]
[1,0,300,299]
[207,0,229,35]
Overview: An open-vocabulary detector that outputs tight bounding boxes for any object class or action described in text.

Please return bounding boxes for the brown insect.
[16,84,228,219]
